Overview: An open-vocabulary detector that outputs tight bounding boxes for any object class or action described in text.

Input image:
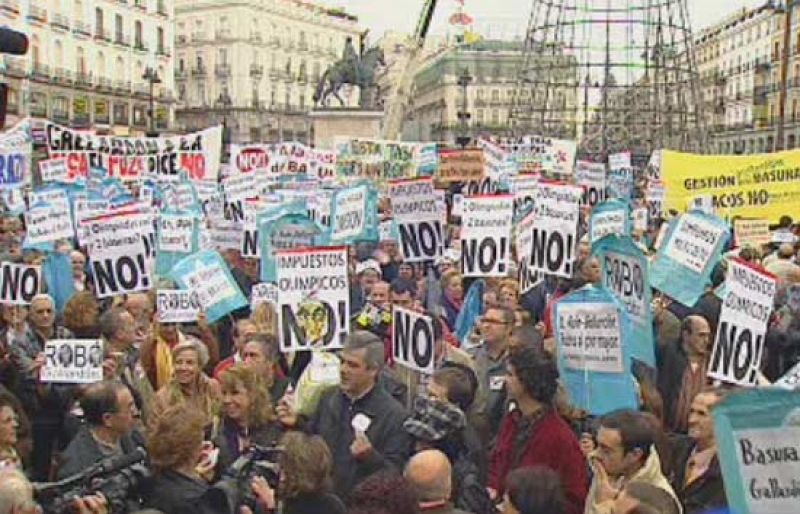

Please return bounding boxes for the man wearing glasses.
[470,306,514,446]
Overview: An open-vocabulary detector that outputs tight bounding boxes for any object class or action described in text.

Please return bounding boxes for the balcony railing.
[31,62,49,79]
[156,1,168,16]
[191,32,207,42]
[191,66,207,77]
[114,33,130,47]
[27,4,46,22]
[216,30,233,41]
[50,12,69,29]
[94,28,110,42]
[3,59,25,77]
[250,64,263,77]
[73,20,91,36]
[75,72,93,86]
[52,67,73,83]
[115,80,131,92]
[0,0,21,15]
[134,42,148,52]
[250,33,262,43]
[175,68,187,79]
[133,82,149,96]
[156,45,169,57]
[215,63,231,77]
[133,1,146,11]
[97,77,113,91]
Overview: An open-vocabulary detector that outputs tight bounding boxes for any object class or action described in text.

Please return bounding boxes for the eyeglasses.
[481,317,508,325]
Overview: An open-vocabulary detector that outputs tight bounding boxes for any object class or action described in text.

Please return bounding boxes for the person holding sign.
[488,346,588,514]
[276,331,412,498]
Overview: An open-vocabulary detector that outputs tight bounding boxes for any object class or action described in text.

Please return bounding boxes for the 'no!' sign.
[392,307,435,375]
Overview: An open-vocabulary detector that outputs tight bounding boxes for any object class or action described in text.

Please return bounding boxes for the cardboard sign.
[275,246,349,352]
[241,206,260,259]
[510,174,539,217]
[632,207,648,232]
[39,158,69,183]
[156,289,201,323]
[460,195,514,277]
[708,259,776,386]
[389,178,444,263]
[0,263,40,305]
[25,204,74,244]
[436,149,485,183]
[251,282,279,308]
[576,161,607,207]
[171,250,247,323]
[210,220,242,251]
[664,214,728,274]
[87,213,153,298]
[491,135,577,176]
[774,361,800,390]
[392,307,435,374]
[330,185,368,243]
[158,215,194,253]
[45,122,223,182]
[336,138,422,182]
[0,120,32,190]
[222,171,259,203]
[590,203,629,243]
[41,339,103,384]
[515,209,543,294]
[557,301,624,373]
[527,182,582,278]
[734,219,772,248]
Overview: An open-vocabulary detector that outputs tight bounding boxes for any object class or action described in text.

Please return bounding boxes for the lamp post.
[456,67,473,148]
[219,93,233,160]
[142,67,161,136]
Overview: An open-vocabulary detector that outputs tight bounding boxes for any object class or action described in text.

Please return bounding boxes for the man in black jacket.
[669,388,728,514]
[57,380,140,479]
[277,330,411,498]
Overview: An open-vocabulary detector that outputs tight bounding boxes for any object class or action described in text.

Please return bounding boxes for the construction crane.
[380,0,438,140]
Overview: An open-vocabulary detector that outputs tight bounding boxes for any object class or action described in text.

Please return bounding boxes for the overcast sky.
[331,0,767,41]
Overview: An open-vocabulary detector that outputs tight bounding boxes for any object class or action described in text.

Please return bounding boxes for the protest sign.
[526,182,582,278]
[329,185,369,243]
[459,195,514,277]
[775,361,800,390]
[515,209,543,294]
[661,149,800,223]
[45,122,223,182]
[222,171,259,203]
[1,187,25,214]
[171,250,247,323]
[646,150,662,180]
[309,148,337,184]
[589,200,630,244]
[41,339,103,384]
[0,263,40,305]
[576,161,607,207]
[555,287,638,415]
[392,307,435,374]
[734,219,772,248]
[490,135,577,175]
[436,149,485,183]
[608,152,631,170]
[275,246,349,352]
[0,120,32,190]
[650,212,729,306]
[389,178,444,262]
[632,207,648,232]
[87,212,152,298]
[25,204,73,244]
[714,389,800,514]
[607,167,634,200]
[158,215,195,254]
[266,142,312,179]
[230,144,271,174]
[251,282,279,308]
[336,138,423,182]
[509,174,539,217]
[39,158,69,184]
[708,259,776,386]
[594,236,655,366]
[156,289,201,323]
[242,205,261,259]
[645,180,665,219]
[416,143,439,176]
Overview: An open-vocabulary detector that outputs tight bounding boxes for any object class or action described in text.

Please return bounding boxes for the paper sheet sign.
[41,339,104,384]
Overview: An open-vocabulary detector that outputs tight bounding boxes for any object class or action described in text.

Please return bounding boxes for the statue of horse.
[313,47,386,107]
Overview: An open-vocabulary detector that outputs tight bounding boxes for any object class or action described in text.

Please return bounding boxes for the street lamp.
[456,67,473,148]
[142,67,162,136]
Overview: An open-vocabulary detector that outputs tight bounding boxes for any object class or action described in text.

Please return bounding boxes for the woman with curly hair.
[150,338,220,430]
[213,364,282,470]
[488,346,589,514]
[62,291,101,339]
[349,471,419,514]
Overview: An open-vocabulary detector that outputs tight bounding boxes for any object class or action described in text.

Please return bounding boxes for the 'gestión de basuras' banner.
[661,149,800,222]
[45,122,223,183]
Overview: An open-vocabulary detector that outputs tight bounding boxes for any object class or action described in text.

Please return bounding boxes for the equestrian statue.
[313,36,386,108]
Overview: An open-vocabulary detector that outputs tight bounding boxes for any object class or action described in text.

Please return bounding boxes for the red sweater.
[489,409,589,514]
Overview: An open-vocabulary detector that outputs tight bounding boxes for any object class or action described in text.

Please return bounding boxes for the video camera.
[205,444,282,514]
[34,447,149,514]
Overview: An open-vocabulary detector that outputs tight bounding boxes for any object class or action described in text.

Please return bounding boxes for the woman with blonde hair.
[150,337,220,429]
[214,364,282,469]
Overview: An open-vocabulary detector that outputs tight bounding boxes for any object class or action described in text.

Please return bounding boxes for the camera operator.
[143,404,271,514]
[0,467,109,514]
[57,381,140,480]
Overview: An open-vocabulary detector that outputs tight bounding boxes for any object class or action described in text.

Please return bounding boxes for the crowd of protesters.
[2,185,800,514]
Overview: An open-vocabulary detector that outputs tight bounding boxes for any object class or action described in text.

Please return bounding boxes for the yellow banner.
[662,149,800,223]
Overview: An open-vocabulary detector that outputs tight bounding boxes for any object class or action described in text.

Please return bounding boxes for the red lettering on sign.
[180,154,206,180]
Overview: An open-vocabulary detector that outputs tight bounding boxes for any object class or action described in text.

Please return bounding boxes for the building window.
[789,134,796,150]
[95,7,104,34]
[135,21,143,48]
[157,27,165,53]
[115,14,123,42]
[218,48,227,64]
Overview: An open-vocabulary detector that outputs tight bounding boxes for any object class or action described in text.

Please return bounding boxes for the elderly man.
[277,330,411,498]
[10,294,75,480]
[405,450,470,514]
[0,468,108,514]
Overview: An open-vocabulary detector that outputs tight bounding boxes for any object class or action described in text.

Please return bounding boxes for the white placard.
[392,307,435,374]
[576,161,606,207]
[556,302,623,373]
[222,172,258,203]
[159,215,194,253]
[276,247,349,352]
[601,251,648,328]
[708,260,776,386]
[591,209,627,243]
[330,185,367,242]
[515,209,543,294]
[0,263,41,305]
[528,182,582,278]
[25,204,74,244]
[156,289,201,323]
[664,214,727,274]
[389,178,444,263]
[183,261,240,309]
[41,339,104,384]
[251,282,279,308]
[87,214,153,298]
[39,158,69,183]
[460,195,514,277]
[633,207,648,232]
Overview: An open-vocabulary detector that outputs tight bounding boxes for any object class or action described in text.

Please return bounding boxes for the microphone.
[0,27,28,55]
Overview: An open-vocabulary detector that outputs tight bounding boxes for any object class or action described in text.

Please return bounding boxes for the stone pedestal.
[310,109,384,149]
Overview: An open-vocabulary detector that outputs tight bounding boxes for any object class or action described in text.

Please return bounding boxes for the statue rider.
[343,36,361,86]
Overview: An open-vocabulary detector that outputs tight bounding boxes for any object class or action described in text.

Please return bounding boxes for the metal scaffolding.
[509,0,709,164]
